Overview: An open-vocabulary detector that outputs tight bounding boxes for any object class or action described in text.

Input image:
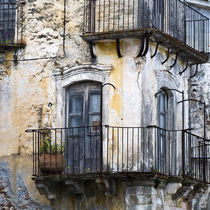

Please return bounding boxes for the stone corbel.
[172,185,195,200]
[95,178,117,196]
[184,183,205,201]
[35,182,57,200]
[65,180,85,195]
[166,183,182,195]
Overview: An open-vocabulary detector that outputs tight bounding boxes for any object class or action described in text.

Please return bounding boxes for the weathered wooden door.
[65,82,101,174]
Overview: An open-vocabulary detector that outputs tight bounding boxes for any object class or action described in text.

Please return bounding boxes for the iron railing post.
[100,87,103,172]
[203,102,206,183]
[182,130,185,178]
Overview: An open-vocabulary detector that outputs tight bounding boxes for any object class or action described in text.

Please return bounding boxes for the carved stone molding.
[53,63,112,127]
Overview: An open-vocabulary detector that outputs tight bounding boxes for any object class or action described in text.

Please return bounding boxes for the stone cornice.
[53,63,112,81]
[155,71,180,90]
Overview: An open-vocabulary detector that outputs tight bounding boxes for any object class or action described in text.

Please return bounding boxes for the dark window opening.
[157,88,176,174]
[0,0,16,43]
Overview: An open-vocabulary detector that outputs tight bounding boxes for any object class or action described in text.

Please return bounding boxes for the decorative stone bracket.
[35,182,57,200]
[172,183,204,201]
[34,177,117,203]
[53,63,112,128]
[65,180,85,195]
[95,178,117,196]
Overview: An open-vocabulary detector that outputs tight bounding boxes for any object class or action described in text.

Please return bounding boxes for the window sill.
[0,43,26,51]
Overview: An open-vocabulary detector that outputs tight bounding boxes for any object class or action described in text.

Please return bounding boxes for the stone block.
[166,183,182,195]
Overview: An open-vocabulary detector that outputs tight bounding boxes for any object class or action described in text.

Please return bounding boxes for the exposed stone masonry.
[0,162,51,210]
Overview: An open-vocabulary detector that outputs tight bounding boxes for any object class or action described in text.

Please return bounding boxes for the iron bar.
[151,42,160,58]
[89,41,96,59]
[136,34,145,57]
[170,53,178,68]
[190,64,198,79]
[179,59,189,75]
[162,48,170,64]
[116,39,122,57]
[141,33,149,57]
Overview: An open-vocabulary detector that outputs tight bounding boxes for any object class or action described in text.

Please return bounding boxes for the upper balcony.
[0,1,25,51]
[83,0,209,63]
[27,125,210,184]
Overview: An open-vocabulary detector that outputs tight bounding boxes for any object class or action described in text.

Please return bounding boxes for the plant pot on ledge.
[39,133,65,175]
[40,153,65,174]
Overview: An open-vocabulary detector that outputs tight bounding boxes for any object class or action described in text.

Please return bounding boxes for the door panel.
[65,82,102,174]
[89,94,101,113]
[69,94,84,127]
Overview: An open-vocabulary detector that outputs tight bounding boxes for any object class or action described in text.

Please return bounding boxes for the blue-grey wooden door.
[65,82,101,174]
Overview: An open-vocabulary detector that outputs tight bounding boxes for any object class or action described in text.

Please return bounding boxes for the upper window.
[158,91,168,130]
[157,88,175,174]
[0,0,23,45]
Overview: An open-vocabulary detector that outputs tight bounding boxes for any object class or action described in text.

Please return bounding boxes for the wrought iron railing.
[83,0,209,53]
[184,131,210,182]
[27,125,209,183]
[0,1,24,45]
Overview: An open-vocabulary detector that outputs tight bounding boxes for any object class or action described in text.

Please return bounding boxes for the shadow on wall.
[0,162,51,210]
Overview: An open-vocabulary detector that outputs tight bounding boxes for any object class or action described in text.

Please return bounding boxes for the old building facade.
[0,0,209,209]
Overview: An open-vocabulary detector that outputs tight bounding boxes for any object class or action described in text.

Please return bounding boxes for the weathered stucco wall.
[95,40,189,128]
[0,0,85,207]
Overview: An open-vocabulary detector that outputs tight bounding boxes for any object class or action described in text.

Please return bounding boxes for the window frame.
[65,81,102,129]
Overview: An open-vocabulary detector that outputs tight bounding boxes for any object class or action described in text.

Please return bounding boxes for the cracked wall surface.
[0,162,51,209]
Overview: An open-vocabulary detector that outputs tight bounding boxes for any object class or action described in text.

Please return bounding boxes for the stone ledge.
[0,43,26,52]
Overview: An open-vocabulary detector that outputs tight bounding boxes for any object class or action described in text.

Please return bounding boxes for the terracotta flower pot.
[40,153,65,174]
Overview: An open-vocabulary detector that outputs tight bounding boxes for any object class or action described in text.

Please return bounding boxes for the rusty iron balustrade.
[26,126,210,183]
[83,0,209,54]
[0,0,24,47]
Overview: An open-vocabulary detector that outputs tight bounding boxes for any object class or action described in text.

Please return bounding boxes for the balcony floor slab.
[83,28,208,64]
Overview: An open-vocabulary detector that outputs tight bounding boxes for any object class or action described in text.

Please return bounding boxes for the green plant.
[150,167,160,174]
[6,40,12,44]
[40,133,63,154]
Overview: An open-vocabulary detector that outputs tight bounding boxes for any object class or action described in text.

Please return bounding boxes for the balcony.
[83,0,209,63]
[0,1,25,50]
[27,125,210,184]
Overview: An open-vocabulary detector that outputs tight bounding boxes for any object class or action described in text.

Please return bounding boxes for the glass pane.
[70,96,83,114]
[70,116,83,127]
[160,114,166,129]
[89,94,100,113]
[159,93,165,112]
[89,115,100,127]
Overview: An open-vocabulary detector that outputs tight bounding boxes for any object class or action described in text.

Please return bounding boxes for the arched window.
[65,81,102,173]
[158,88,174,130]
[157,88,175,174]
[158,90,168,130]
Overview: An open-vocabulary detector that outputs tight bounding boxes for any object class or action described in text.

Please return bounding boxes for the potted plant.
[39,133,65,174]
